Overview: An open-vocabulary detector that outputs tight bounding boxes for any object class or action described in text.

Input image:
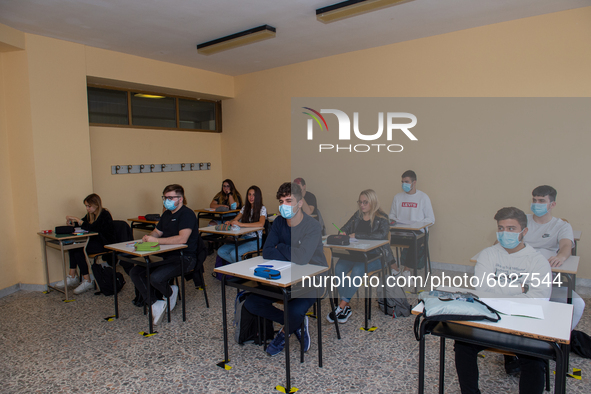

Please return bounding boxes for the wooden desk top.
[323,239,389,252]
[198,225,263,236]
[412,287,572,344]
[213,256,328,288]
[104,240,187,257]
[127,218,159,225]
[390,221,432,231]
[38,231,98,241]
[470,253,580,275]
[195,208,240,214]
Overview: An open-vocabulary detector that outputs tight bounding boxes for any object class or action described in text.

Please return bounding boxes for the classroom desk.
[194,208,240,223]
[104,240,187,334]
[198,225,263,262]
[127,218,158,237]
[412,288,572,394]
[470,253,580,304]
[214,256,328,393]
[38,231,98,301]
[323,239,389,331]
[390,221,433,293]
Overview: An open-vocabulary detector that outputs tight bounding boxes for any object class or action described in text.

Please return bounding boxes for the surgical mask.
[496,230,524,249]
[402,183,412,193]
[163,199,176,211]
[531,203,548,217]
[279,204,299,219]
[230,202,237,210]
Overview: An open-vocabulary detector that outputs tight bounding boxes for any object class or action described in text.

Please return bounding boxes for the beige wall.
[221,8,591,277]
[0,30,233,288]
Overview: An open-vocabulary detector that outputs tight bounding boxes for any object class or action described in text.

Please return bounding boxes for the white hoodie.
[474,243,552,300]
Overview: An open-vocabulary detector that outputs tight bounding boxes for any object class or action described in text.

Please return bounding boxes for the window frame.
[87,84,222,133]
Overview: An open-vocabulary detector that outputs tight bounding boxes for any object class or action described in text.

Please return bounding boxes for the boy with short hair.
[389,170,435,274]
[244,182,327,356]
[455,207,551,394]
[523,185,584,329]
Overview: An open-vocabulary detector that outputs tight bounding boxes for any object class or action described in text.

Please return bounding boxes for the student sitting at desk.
[523,185,584,329]
[59,193,115,294]
[455,207,551,394]
[217,185,267,263]
[388,170,434,276]
[130,184,202,325]
[327,189,394,324]
[209,179,243,225]
[244,182,327,357]
[294,177,317,216]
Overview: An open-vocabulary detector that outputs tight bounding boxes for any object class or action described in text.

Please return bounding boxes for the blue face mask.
[531,203,548,217]
[163,199,177,211]
[279,204,299,219]
[230,202,237,210]
[496,230,523,249]
[402,183,412,193]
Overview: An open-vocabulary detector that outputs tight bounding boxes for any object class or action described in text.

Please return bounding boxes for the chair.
[240,219,270,261]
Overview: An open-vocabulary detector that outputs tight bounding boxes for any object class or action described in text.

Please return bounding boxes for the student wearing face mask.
[327,189,394,324]
[455,207,551,394]
[244,182,326,357]
[389,170,434,276]
[58,194,115,294]
[216,185,267,263]
[523,185,584,330]
[129,184,204,326]
[209,179,243,225]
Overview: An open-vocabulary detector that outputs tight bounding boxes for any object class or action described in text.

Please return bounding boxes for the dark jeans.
[454,341,546,394]
[68,238,105,276]
[129,253,196,305]
[244,293,316,335]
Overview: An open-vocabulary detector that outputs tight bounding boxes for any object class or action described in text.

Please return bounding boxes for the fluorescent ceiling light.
[134,93,166,99]
[197,25,276,56]
[316,0,414,24]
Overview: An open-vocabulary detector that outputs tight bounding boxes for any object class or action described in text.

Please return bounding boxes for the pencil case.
[254,267,281,280]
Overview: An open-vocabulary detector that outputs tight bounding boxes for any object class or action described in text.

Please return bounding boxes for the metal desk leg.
[221,275,229,363]
[567,273,575,305]
[282,288,291,392]
[418,321,427,394]
[145,257,154,334]
[364,258,369,330]
[439,337,445,394]
[234,236,239,262]
[113,251,119,319]
[412,232,419,294]
[60,242,70,301]
[181,256,186,321]
[42,239,50,293]
[317,294,323,368]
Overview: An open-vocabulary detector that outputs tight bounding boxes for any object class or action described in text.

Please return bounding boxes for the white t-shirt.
[240,205,267,239]
[475,243,552,299]
[389,190,435,228]
[523,214,574,260]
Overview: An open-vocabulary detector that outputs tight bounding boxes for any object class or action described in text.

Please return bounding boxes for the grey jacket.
[340,211,395,264]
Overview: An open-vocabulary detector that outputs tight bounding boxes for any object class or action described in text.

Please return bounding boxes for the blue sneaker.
[266,330,286,357]
[294,316,310,352]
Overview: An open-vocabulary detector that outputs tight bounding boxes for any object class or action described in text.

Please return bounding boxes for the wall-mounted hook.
[190,163,195,170]
[140,164,145,173]
[115,165,121,174]
[150,164,155,172]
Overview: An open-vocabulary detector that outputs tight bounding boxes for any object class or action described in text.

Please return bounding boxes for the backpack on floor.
[571,330,591,358]
[376,276,411,318]
[212,255,235,281]
[233,291,275,345]
[92,263,125,296]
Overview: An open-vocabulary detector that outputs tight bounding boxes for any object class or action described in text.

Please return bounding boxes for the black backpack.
[233,291,275,345]
[92,263,125,296]
[571,330,591,358]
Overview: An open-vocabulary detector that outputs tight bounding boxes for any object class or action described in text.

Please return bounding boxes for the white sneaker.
[73,279,94,294]
[152,300,166,325]
[55,275,79,289]
[167,285,179,312]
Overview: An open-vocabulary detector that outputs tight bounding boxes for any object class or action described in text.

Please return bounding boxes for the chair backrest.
[315,208,327,236]
[262,218,270,246]
[113,220,133,243]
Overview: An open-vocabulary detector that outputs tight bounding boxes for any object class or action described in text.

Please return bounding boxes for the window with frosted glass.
[179,99,217,130]
[87,87,128,125]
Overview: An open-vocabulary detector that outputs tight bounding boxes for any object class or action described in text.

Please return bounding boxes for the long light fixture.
[316,0,414,24]
[197,25,276,56]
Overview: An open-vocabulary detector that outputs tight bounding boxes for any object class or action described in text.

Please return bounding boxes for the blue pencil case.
[254,267,281,280]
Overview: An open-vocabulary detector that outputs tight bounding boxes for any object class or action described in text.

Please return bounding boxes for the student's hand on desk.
[142,235,158,243]
[548,255,566,267]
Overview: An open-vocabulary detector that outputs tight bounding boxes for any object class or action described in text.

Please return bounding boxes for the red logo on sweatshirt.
[401,202,418,208]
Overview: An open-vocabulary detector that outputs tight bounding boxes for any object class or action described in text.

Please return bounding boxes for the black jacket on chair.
[340,211,394,265]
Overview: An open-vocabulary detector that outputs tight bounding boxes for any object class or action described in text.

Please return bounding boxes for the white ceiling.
[0,0,588,76]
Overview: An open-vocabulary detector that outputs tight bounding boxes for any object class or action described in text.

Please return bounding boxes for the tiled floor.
[1,257,590,393]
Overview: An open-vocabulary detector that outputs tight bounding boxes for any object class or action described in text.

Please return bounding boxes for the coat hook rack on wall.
[111,162,212,175]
